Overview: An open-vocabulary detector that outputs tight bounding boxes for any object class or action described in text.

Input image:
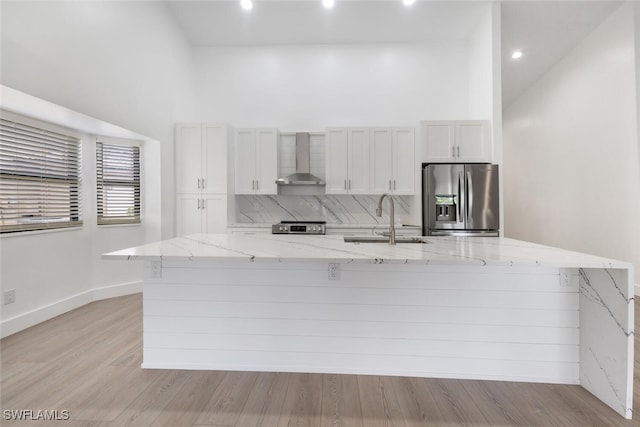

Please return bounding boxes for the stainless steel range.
[271,221,326,235]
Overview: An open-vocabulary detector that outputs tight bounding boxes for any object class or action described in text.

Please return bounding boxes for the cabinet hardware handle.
[201,178,205,189]
[452,146,455,157]
[256,180,259,190]
[197,178,200,189]
[457,146,460,157]
[197,199,201,209]
[349,179,351,190]
[252,180,255,190]
[389,180,392,190]
[394,180,396,190]
[344,180,347,190]
[201,199,205,209]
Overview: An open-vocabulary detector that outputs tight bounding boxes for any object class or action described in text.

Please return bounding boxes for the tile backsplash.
[235,195,413,225]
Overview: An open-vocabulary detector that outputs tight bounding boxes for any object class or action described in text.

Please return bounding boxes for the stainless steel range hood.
[276,133,325,186]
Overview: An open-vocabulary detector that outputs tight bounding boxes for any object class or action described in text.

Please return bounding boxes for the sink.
[344,236,428,244]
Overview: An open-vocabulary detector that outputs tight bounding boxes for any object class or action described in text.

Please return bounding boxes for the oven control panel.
[272,222,326,235]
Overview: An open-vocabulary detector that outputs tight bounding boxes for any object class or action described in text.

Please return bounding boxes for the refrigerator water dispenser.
[435,195,456,222]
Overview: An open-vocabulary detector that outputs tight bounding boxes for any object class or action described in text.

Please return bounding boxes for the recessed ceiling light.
[323,0,335,8]
[403,0,416,5]
[511,50,523,60]
[240,0,253,11]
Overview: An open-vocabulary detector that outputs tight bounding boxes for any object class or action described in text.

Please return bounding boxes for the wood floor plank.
[234,372,290,427]
[102,369,193,426]
[321,374,363,427]
[458,379,529,426]
[1,294,638,427]
[277,373,323,427]
[195,371,259,426]
[148,370,227,427]
[59,366,161,422]
[357,375,405,427]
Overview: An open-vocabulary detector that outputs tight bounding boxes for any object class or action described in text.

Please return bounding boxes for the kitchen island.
[104,233,634,419]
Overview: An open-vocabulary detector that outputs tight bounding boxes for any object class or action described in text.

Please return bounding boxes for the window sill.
[0,226,83,239]
[97,223,142,229]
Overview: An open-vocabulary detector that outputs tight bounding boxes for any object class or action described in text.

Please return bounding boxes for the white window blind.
[0,118,82,233]
[96,142,141,225]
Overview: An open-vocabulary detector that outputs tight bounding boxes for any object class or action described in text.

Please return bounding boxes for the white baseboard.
[0,281,141,339]
[92,281,142,301]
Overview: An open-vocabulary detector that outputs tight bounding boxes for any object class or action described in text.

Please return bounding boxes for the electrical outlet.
[328,263,340,281]
[150,261,162,278]
[4,289,16,305]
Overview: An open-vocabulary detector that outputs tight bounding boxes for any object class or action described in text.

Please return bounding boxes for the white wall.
[467,4,493,122]
[503,4,640,277]
[194,42,472,129]
[0,104,162,337]
[0,0,197,239]
[0,0,189,336]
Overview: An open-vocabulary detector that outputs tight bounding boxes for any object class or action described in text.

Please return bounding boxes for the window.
[96,142,141,225]
[0,118,82,233]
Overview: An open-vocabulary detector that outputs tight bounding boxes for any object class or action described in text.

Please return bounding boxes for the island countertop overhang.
[103,233,632,270]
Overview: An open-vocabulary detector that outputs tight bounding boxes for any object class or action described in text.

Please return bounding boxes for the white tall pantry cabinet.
[175,123,233,236]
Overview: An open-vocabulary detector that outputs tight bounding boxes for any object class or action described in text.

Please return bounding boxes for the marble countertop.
[227,223,421,229]
[104,233,631,269]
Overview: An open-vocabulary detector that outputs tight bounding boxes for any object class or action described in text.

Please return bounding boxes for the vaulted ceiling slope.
[501,1,622,107]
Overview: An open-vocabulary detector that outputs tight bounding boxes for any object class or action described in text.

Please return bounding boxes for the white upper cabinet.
[325,128,370,194]
[325,128,349,194]
[455,121,491,162]
[175,123,229,194]
[347,128,370,194]
[235,129,258,194]
[235,128,278,195]
[255,129,279,194]
[391,127,415,194]
[370,127,415,195]
[422,120,491,163]
[370,128,393,194]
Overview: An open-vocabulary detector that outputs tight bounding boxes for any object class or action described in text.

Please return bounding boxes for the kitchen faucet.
[376,193,396,245]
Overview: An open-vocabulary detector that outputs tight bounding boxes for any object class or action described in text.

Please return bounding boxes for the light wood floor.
[1,294,638,426]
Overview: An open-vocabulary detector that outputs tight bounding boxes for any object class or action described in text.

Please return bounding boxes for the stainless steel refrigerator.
[422,163,500,236]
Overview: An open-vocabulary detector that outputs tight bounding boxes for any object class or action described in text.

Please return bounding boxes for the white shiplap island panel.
[104,234,634,419]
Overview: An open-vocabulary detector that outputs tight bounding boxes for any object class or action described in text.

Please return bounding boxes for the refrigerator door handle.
[466,171,473,219]
[458,172,464,221]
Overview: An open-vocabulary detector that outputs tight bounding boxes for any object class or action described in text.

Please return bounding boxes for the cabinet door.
[175,124,203,193]
[255,129,278,195]
[392,127,415,195]
[202,194,227,233]
[422,121,455,163]
[347,128,370,194]
[325,128,349,194]
[235,129,257,194]
[176,194,203,236]
[370,128,393,194]
[455,121,491,162]
[202,124,227,193]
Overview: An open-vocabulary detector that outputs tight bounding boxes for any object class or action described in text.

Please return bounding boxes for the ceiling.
[165,0,622,108]
[165,1,488,45]
[501,1,621,107]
